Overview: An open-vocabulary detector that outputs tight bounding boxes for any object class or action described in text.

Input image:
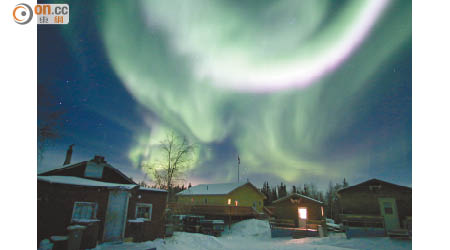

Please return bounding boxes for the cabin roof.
[272,193,323,205]
[38,175,168,192]
[177,182,265,198]
[337,178,412,194]
[38,175,138,189]
[38,158,136,185]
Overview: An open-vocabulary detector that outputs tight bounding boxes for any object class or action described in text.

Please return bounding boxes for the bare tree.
[37,83,65,163]
[144,132,196,192]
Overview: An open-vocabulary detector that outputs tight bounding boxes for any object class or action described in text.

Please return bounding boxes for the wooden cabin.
[337,178,412,238]
[175,182,266,218]
[268,193,325,229]
[38,155,168,246]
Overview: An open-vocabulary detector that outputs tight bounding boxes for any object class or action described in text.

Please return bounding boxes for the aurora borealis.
[38,0,411,188]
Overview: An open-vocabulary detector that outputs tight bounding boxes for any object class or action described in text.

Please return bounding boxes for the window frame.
[135,203,153,221]
[71,201,98,221]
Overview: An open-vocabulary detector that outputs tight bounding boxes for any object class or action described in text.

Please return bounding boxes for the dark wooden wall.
[339,186,412,227]
[125,190,168,241]
[271,198,323,222]
[38,182,168,244]
[37,181,109,244]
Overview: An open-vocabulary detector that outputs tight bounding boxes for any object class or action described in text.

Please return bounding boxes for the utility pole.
[237,155,240,183]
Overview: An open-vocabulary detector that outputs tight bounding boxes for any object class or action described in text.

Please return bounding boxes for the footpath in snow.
[91,219,412,250]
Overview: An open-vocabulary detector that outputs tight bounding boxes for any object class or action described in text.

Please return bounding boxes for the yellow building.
[176,182,266,214]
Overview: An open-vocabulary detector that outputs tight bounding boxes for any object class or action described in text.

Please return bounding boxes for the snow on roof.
[37,175,138,189]
[337,178,412,194]
[177,182,248,196]
[139,186,168,193]
[272,193,323,204]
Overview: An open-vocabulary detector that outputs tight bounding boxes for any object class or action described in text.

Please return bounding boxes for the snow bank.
[311,232,412,250]
[91,220,412,250]
[163,232,224,250]
[223,219,271,238]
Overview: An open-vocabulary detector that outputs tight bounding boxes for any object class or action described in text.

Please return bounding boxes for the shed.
[269,193,325,229]
[337,178,412,236]
[37,155,168,245]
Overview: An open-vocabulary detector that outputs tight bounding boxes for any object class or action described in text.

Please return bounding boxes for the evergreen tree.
[343,178,349,188]
[333,183,343,222]
[261,181,272,205]
[277,182,287,198]
[325,181,334,219]
[271,186,278,201]
[291,185,297,194]
[302,183,311,197]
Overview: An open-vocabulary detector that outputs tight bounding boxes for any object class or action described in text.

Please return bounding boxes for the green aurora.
[60,0,412,186]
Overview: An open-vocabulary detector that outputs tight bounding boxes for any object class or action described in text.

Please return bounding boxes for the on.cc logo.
[13,3,33,25]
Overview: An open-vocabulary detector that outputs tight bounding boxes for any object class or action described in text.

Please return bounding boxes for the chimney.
[63,144,75,165]
[93,155,106,163]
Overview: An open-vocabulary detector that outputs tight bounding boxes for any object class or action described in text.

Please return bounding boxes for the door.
[378,197,400,231]
[103,190,129,242]
[298,207,307,228]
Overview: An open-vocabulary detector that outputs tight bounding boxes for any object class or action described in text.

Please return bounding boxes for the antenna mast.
[237,155,240,183]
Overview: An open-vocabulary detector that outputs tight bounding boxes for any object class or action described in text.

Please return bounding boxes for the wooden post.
[228,206,231,230]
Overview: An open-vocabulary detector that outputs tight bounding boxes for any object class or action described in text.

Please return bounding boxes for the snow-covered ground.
[91,219,411,250]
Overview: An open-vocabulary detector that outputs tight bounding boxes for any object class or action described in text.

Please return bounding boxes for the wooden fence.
[168,202,259,217]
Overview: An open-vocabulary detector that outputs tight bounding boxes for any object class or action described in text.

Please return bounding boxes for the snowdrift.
[223,219,271,238]
[91,219,412,250]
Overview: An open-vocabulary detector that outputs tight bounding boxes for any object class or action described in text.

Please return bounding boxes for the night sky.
[37,0,411,189]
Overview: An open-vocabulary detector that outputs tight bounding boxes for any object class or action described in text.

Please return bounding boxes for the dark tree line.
[260,178,349,222]
[324,178,349,222]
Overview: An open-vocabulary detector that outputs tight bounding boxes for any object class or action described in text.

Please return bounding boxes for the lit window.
[298,208,307,219]
[72,202,97,221]
[227,198,231,205]
[235,200,239,206]
[136,203,152,220]
[321,206,324,217]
